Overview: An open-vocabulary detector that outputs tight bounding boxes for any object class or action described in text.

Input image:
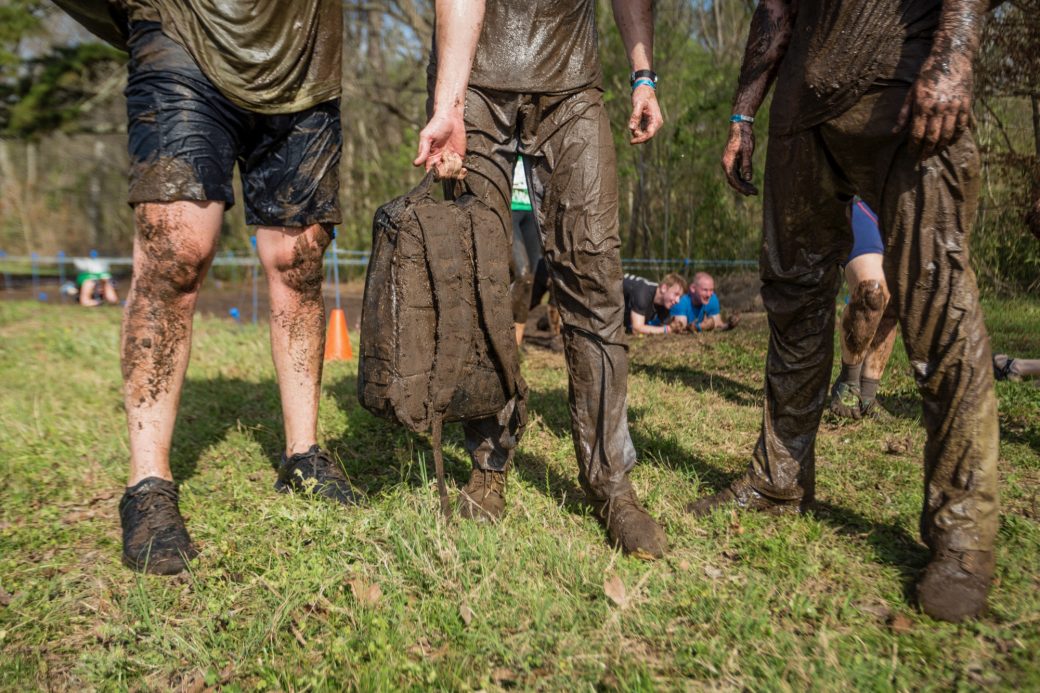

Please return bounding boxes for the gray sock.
[860,376,880,404]
[839,362,863,387]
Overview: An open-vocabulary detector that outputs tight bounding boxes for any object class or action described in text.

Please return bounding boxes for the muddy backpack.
[358,173,526,516]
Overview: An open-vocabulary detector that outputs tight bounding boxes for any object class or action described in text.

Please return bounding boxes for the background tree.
[0,0,1035,294]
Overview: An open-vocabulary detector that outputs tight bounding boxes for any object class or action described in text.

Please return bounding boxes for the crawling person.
[623,272,686,336]
[692,0,1002,622]
[993,354,1040,384]
[668,271,741,333]
[830,197,899,419]
[74,256,119,307]
[57,0,481,575]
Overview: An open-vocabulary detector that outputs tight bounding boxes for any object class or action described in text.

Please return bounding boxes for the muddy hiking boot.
[595,489,668,560]
[917,548,995,622]
[120,477,198,575]
[458,467,507,522]
[275,445,359,506]
[829,380,863,420]
[686,476,806,517]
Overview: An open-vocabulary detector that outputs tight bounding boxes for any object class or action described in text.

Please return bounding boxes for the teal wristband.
[632,78,656,91]
[730,114,755,124]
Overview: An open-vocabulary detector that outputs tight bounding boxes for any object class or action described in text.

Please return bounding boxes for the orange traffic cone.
[324,308,353,361]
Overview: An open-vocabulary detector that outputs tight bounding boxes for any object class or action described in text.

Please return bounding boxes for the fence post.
[250,235,258,324]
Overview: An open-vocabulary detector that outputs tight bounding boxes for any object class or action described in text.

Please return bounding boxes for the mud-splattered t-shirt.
[119,0,342,114]
[769,0,942,135]
[432,0,602,94]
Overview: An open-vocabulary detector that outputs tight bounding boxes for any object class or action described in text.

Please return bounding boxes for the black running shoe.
[274,445,359,506]
[119,477,198,575]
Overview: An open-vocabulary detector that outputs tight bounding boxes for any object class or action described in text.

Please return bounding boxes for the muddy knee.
[136,244,210,298]
[842,279,890,358]
[268,225,332,298]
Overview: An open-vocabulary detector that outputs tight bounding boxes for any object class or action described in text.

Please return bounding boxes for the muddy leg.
[80,279,99,307]
[123,201,223,485]
[257,224,332,456]
[102,279,120,305]
[831,254,891,418]
[863,303,898,380]
[841,279,889,361]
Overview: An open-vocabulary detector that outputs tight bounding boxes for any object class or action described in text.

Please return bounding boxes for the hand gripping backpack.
[358,172,527,517]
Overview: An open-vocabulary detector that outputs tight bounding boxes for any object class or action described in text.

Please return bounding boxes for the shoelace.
[133,484,180,532]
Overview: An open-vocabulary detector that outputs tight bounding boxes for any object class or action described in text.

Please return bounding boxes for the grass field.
[1,297,1038,691]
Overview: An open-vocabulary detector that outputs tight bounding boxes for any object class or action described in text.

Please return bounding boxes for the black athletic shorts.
[124,22,342,227]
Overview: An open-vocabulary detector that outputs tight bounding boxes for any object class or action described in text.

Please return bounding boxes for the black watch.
[629,69,658,87]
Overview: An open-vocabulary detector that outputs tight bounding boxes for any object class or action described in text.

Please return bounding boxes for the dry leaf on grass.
[887,613,913,634]
[491,667,517,684]
[857,601,892,621]
[460,601,474,626]
[603,574,627,608]
[348,578,382,607]
[884,436,913,455]
[178,671,205,693]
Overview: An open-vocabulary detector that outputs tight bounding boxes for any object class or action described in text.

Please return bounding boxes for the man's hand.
[414,109,468,180]
[629,85,663,144]
[721,122,758,196]
[895,53,974,160]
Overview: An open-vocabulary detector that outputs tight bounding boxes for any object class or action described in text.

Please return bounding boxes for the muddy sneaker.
[685,476,805,518]
[120,477,198,575]
[829,380,863,419]
[917,549,994,622]
[275,445,358,506]
[458,468,507,522]
[859,398,888,420]
[992,354,1020,382]
[595,489,668,560]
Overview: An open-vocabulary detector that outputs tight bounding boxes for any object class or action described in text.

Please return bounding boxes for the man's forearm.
[611,0,654,71]
[927,0,988,68]
[432,0,485,114]
[731,0,796,117]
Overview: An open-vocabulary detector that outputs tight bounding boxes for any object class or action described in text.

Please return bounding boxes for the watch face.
[630,70,658,85]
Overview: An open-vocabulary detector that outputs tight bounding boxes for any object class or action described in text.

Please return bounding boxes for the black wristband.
[629,69,658,87]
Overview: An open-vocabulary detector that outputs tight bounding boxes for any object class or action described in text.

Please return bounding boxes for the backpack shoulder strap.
[414,199,474,424]
[463,198,522,397]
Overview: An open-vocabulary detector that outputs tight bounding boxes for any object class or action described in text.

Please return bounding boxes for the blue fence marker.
[331,232,342,311]
[31,252,40,299]
[57,251,67,302]
[250,235,258,324]
[0,250,10,292]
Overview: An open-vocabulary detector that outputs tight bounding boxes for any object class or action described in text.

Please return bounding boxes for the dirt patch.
[713,270,763,313]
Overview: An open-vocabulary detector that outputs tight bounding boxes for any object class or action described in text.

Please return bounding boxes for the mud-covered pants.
[751,86,999,554]
[455,86,638,501]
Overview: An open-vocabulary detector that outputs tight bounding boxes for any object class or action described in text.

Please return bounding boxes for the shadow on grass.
[526,383,926,594]
[809,501,928,599]
[629,362,761,408]
[1000,416,1040,457]
[172,375,286,481]
[323,373,573,510]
